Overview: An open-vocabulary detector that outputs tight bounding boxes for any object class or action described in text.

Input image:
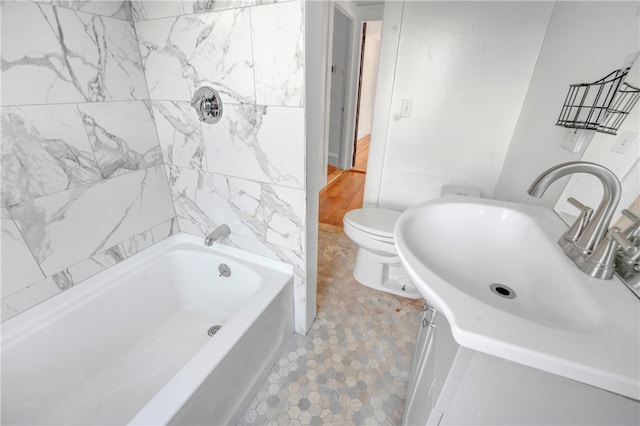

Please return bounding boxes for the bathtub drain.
[208,325,222,336]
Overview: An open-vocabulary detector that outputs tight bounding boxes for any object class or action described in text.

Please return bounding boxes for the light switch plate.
[401,99,413,118]
[611,130,638,154]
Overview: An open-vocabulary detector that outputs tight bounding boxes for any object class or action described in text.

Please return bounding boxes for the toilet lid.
[343,208,402,238]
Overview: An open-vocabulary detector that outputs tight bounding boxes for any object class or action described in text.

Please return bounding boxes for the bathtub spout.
[205,224,231,246]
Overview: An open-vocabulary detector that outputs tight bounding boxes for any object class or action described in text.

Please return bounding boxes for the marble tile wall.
[134,0,309,333]
[2,0,308,333]
[1,1,177,321]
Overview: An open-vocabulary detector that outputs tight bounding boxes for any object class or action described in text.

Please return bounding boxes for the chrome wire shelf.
[556,68,640,135]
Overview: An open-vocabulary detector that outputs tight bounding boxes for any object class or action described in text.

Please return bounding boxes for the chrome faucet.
[204,224,231,246]
[528,161,626,279]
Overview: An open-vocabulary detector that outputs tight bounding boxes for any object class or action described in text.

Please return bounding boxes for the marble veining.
[36,1,133,20]
[135,7,255,104]
[202,104,305,189]
[9,165,175,276]
[133,0,307,332]
[262,184,305,253]
[130,0,283,21]
[1,0,308,332]
[1,2,148,105]
[1,208,46,297]
[130,0,184,21]
[52,244,126,290]
[183,0,256,15]
[167,165,304,250]
[251,1,304,107]
[1,218,178,321]
[78,101,162,178]
[1,0,181,322]
[151,100,206,170]
[1,277,61,322]
[1,105,103,207]
[168,165,266,240]
[121,218,179,257]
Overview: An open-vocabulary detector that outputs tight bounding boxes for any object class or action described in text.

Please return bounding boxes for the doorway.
[352,21,381,173]
[319,10,382,227]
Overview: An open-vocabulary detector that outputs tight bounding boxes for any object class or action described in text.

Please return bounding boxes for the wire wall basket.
[556,68,640,135]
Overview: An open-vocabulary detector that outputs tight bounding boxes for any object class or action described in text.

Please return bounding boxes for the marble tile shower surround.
[29,0,280,21]
[0,0,176,320]
[2,0,309,332]
[134,1,304,108]
[202,104,305,188]
[135,0,309,333]
[129,1,286,24]
[9,166,175,276]
[1,1,149,105]
[78,101,163,178]
[28,0,269,21]
[136,8,255,105]
[1,165,178,320]
[151,100,206,170]
[1,104,103,207]
[35,0,133,20]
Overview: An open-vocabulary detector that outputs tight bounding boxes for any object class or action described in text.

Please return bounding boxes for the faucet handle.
[561,197,593,244]
[581,227,636,279]
[621,209,640,238]
[608,227,636,256]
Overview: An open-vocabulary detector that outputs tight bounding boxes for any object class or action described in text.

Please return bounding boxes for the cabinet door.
[406,303,434,395]
[402,306,437,426]
[432,312,463,410]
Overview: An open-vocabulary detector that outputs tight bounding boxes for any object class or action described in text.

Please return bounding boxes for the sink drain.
[489,283,516,299]
[208,325,222,336]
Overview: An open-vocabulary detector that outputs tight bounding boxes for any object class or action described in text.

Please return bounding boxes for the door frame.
[322,1,384,182]
[327,5,355,170]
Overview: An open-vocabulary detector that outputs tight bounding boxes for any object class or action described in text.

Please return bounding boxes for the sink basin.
[394,196,640,400]
[394,195,640,400]
[395,198,602,332]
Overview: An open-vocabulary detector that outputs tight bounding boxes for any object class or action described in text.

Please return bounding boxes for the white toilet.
[343,185,481,299]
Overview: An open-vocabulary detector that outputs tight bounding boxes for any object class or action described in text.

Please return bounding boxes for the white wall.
[494,1,640,207]
[357,21,381,140]
[364,1,553,210]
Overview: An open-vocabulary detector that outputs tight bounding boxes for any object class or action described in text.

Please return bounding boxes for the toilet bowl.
[343,207,421,299]
[343,186,481,299]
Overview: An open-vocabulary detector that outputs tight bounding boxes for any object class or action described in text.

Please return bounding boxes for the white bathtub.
[1,233,294,425]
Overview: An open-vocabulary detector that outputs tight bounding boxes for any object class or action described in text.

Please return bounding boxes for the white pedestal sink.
[394,195,640,400]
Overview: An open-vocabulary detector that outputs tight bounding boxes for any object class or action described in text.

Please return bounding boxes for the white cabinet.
[403,305,437,426]
[403,309,640,426]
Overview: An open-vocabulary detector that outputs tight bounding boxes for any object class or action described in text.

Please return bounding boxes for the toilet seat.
[343,208,401,240]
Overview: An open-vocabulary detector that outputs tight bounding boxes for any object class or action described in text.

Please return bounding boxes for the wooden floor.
[318,135,369,228]
[352,135,369,172]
